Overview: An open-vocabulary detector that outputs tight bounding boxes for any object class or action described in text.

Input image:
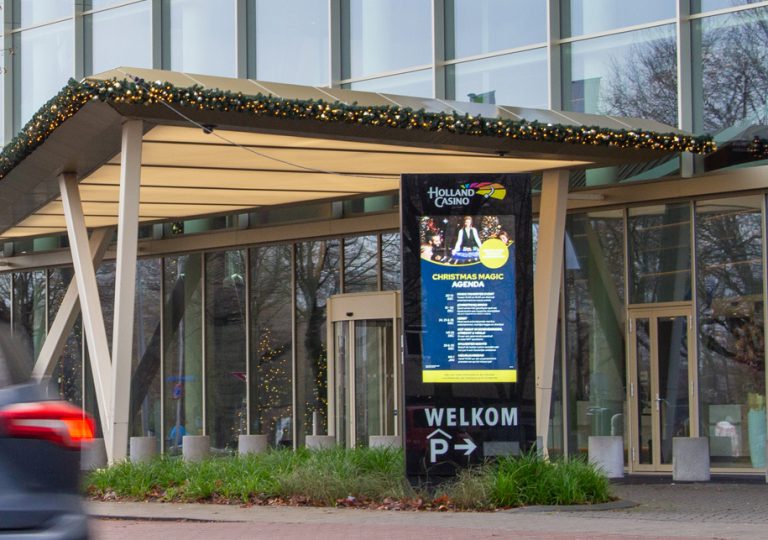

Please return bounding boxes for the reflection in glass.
[12,0,71,28]
[250,246,293,448]
[205,250,247,451]
[344,236,378,293]
[48,269,82,406]
[445,0,546,59]
[96,262,116,350]
[346,70,433,98]
[560,0,674,37]
[12,271,46,359]
[354,320,394,446]
[166,0,236,76]
[635,318,651,465]
[692,8,768,134]
[564,211,626,457]
[295,240,339,446]
[13,21,74,131]
[342,0,431,79]
[692,0,760,13]
[562,25,677,126]
[85,2,151,75]
[250,0,329,86]
[628,204,691,304]
[0,275,11,324]
[381,233,401,291]
[447,49,547,108]
[163,254,204,452]
[657,316,690,464]
[130,259,162,439]
[696,196,765,468]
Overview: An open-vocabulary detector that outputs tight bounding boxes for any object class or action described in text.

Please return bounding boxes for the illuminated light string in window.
[0,75,717,181]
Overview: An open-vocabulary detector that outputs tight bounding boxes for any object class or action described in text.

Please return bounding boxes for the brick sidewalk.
[89,482,768,540]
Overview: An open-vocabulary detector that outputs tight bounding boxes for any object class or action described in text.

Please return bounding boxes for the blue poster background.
[421,243,516,383]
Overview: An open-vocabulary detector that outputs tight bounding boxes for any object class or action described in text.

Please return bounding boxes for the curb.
[506,499,638,513]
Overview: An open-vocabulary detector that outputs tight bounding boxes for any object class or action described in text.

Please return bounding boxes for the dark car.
[0,326,94,539]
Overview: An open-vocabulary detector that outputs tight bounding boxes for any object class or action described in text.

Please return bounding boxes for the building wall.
[0,1,767,469]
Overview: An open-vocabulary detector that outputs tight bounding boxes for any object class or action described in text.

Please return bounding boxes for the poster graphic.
[419,214,516,383]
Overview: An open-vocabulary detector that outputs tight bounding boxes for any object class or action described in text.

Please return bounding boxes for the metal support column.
[534,169,569,456]
[59,172,114,456]
[109,119,143,463]
[31,227,114,380]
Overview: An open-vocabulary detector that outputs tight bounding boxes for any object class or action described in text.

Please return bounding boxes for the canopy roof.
[0,67,714,241]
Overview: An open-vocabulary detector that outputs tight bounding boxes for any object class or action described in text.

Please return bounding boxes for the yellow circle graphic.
[479,238,509,269]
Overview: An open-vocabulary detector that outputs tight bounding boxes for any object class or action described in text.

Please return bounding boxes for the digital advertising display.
[401,173,534,480]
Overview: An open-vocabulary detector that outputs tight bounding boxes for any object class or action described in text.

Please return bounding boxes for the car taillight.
[0,401,95,449]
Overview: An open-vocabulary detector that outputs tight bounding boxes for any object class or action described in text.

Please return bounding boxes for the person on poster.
[452,216,482,254]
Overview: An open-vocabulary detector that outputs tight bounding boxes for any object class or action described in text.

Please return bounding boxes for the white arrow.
[454,438,477,455]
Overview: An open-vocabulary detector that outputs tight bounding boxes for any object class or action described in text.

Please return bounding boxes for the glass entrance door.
[629,307,696,471]
[327,292,401,447]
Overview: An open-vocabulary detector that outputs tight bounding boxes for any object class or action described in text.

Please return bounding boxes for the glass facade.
[164,0,237,77]
[2,0,766,168]
[0,0,768,474]
[85,1,152,76]
[563,25,678,126]
[249,0,329,86]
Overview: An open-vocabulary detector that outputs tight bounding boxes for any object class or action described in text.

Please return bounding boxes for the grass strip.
[86,448,612,510]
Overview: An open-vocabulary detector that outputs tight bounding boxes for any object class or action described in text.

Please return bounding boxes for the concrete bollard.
[81,438,108,470]
[238,434,269,455]
[673,437,710,482]
[305,435,336,450]
[588,435,624,478]
[182,435,211,462]
[368,435,402,449]
[130,436,158,463]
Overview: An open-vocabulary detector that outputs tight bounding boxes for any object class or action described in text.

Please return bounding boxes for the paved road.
[89,482,768,540]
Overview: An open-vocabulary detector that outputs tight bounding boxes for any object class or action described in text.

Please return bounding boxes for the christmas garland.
[748,136,768,161]
[0,77,717,181]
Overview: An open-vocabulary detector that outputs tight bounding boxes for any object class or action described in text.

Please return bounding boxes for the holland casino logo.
[427,182,507,208]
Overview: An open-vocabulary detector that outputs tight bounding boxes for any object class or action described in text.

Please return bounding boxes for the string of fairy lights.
[0,77,717,180]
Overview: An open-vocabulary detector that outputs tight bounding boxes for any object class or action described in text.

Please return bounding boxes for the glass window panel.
[166,0,237,76]
[295,240,340,446]
[12,0,71,28]
[381,233,401,291]
[696,196,765,468]
[130,259,162,439]
[163,254,204,452]
[657,315,690,465]
[342,0,431,79]
[0,274,11,325]
[692,8,768,134]
[85,0,139,9]
[250,245,293,448]
[628,203,691,304]
[96,262,116,350]
[447,49,547,108]
[560,0,674,37]
[564,210,626,457]
[344,235,378,293]
[85,1,152,75]
[13,21,74,131]
[692,0,762,13]
[635,318,652,464]
[48,268,82,406]
[445,0,546,59]
[562,25,678,126]
[250,0,329,86]
[346,70,433,98]
[205,250,247,451]
[12,271,46,360]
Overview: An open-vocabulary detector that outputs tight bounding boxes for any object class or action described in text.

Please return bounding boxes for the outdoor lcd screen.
[401,173,533,479]
[419,213,516,383]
